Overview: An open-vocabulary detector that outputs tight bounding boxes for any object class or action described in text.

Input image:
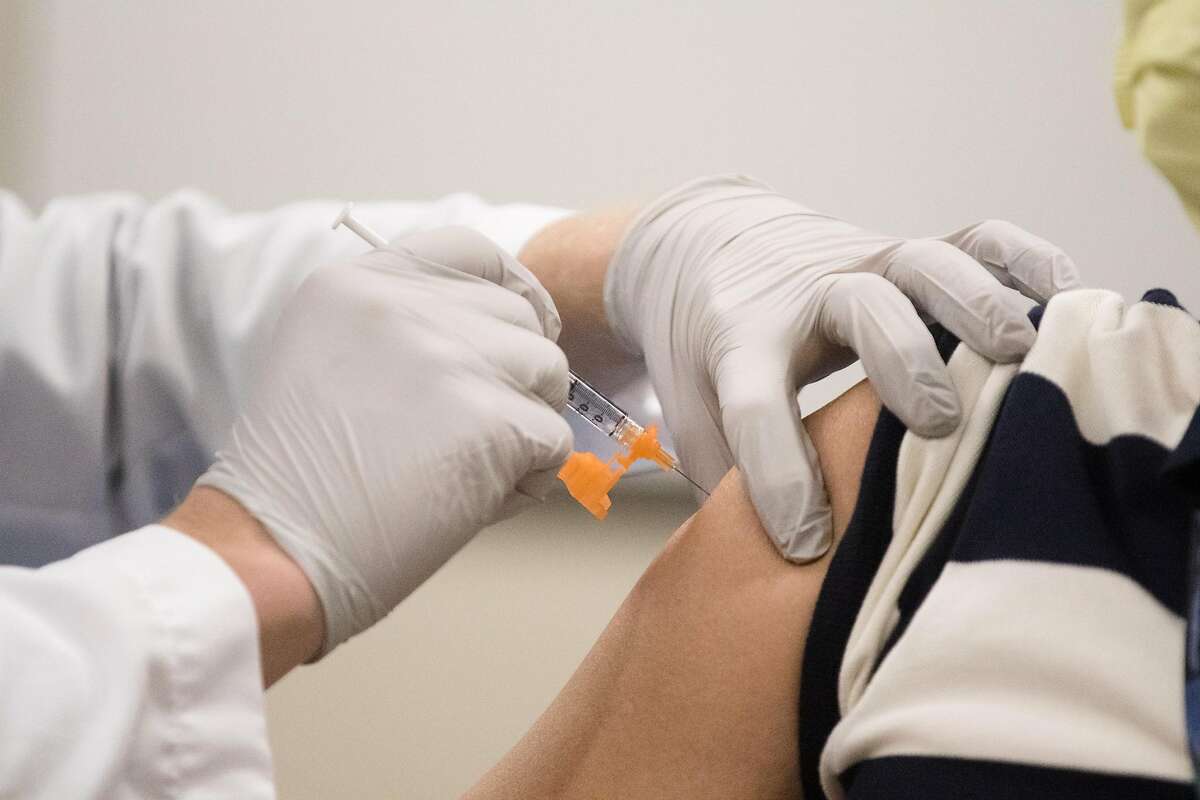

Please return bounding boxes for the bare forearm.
[517,204,643,377]
[163,487,324,687]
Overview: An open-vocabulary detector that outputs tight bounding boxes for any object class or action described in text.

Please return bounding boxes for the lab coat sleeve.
[0,525,273,799]
[1116,0,1200,234]
[0,190,571,565]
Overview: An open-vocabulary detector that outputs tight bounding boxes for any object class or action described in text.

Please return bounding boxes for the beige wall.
[3,2,1198,306]
[266,475,691,798]
[3,2,1198,797]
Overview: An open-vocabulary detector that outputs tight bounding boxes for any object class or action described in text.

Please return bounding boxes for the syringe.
[562,370,708,496]
[331,204,709,504]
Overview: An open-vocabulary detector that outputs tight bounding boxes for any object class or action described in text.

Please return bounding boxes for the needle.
[673,464,710,497]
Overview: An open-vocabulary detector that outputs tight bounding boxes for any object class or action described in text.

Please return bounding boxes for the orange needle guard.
[557,425,675,519]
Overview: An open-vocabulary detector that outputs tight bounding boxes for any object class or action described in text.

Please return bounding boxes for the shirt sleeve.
[1115,0,1200,234]
[0,190,570,565]
[0,525,274,799]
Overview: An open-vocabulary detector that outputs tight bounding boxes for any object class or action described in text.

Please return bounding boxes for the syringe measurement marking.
[568,378,625,432]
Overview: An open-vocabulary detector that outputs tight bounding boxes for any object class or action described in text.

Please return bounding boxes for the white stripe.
[821,561,1190,798]
[1021,289,1200,449]
[822,289,1199,796]
[837,290,1199,717]
[838,346,1015,714]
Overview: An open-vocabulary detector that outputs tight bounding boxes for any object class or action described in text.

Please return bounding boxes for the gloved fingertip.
[987,313,1037,363]
[514,465,561,504]
[897,376,961,438]
[911,412,960,439]
[1050,251,1084,293]
[962,290,1037,363]
[776,508,834,563]
[500,485,545,522]
[755,474,834,563]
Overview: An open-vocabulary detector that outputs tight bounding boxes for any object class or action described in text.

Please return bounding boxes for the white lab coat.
[0,190,573,798]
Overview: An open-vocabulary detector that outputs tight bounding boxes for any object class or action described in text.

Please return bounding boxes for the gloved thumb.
[391,226,562,341]
[716,352,833,562]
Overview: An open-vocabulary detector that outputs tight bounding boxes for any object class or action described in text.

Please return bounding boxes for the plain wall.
[3,2,1198,797]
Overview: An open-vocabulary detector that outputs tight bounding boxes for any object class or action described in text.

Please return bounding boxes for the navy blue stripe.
[798,408,906,800]
[930,323,961,362]
[1142,287,1188,311]
[873,371,1192,679]
[842,755,1192,799]
[797,296,1197,796]
[799,325,960,798]
[943,372,1190,614]
[1029,303,1046,331]
[1164,407,1200,508]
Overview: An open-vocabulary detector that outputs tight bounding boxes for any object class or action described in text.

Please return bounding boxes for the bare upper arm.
[463,381,880,800]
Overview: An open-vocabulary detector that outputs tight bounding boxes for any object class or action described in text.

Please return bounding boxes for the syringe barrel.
[565,372,628,438]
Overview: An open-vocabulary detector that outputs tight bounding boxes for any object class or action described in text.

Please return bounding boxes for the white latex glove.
[606,175,1080,562]
[199,228,572,654]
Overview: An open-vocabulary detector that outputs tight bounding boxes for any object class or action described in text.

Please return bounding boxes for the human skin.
[516,204,643,379]
[162,487,324,687]
[159,205,647,689]
[157,207,640,688]
[462,379,880,800]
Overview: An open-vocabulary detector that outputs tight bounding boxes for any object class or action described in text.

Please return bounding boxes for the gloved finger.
[816,272,961,437]
[669,406,739,503]
[940,219,1082,303]
[880,238,1037,362]
[388,226,563,341]
[496,490,542,522]
[475,393,574,521]
[505,396,576,511]
[465,319,571,411]
[361,246,549,340]
[714,349,832,562]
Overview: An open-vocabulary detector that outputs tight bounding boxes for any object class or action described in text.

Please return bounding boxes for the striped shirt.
[799,289,1200,799]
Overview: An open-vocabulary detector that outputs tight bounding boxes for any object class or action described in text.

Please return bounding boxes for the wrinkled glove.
[606,175,1080,562]
[199,227,572,654]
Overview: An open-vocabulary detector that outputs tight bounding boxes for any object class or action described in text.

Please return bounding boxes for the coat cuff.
[60,525,275,799]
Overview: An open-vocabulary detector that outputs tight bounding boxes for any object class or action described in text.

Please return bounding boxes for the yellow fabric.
[1116,0,1200,233]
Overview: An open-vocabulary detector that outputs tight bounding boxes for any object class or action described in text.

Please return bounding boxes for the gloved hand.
[607,175,1080,562]
[199,227,573,655]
